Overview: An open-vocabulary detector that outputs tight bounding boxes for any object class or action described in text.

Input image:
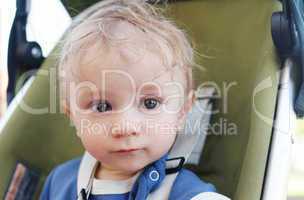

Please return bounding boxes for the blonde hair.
[58,0,196,103]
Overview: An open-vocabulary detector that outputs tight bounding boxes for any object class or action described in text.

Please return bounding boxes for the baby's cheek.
[163,96,184,114]
[80,134,109,160]
[75,117,110,135]
[158,115,179,132]
[74,119,109,153]
[148,125,177,154]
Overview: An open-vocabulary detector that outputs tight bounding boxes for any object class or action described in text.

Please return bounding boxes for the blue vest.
[39,157,216,200]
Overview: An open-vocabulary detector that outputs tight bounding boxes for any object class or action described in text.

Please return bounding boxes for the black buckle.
[79,188,88,200]
[165,157,185,174]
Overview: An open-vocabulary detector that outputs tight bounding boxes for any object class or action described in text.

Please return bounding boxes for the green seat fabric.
[0,1,281,199]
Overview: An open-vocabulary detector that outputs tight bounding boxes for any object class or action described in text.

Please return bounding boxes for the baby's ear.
[62,100,72,118]
[62,100,77,129]
[177,89,195,123]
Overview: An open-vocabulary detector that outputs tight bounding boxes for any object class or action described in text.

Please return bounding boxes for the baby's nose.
[111,120,141,139]
[110,108,142,138]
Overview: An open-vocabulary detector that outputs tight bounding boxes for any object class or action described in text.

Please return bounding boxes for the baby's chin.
[113,163,145,175]
[106,156,152,174]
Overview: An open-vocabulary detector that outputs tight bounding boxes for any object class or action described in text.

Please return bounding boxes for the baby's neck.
[94,163,138,180]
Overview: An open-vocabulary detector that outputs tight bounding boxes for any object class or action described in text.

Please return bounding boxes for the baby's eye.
[92,100,112,113]
[143,97,161,110]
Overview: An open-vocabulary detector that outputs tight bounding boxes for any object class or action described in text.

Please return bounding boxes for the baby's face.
[64,21,193,175]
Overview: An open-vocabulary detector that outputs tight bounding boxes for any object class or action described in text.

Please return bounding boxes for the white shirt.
[91,169,141,195]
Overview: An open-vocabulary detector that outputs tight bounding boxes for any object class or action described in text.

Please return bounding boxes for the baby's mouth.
[111,148,143,154]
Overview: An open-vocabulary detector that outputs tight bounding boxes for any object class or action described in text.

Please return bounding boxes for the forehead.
[65,20,187,96]
[68,23,185,91]
[77,46,185,95]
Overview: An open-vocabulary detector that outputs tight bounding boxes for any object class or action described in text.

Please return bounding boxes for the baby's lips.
[112,148,143,153]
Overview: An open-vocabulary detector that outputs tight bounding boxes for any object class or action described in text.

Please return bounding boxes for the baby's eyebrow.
[138,84,161,91]
[137,84,165,96]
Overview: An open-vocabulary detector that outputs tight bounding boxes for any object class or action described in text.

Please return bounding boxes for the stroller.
[1,0,303,199]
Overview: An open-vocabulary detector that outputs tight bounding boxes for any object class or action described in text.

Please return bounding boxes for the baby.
[40,0,230,199]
